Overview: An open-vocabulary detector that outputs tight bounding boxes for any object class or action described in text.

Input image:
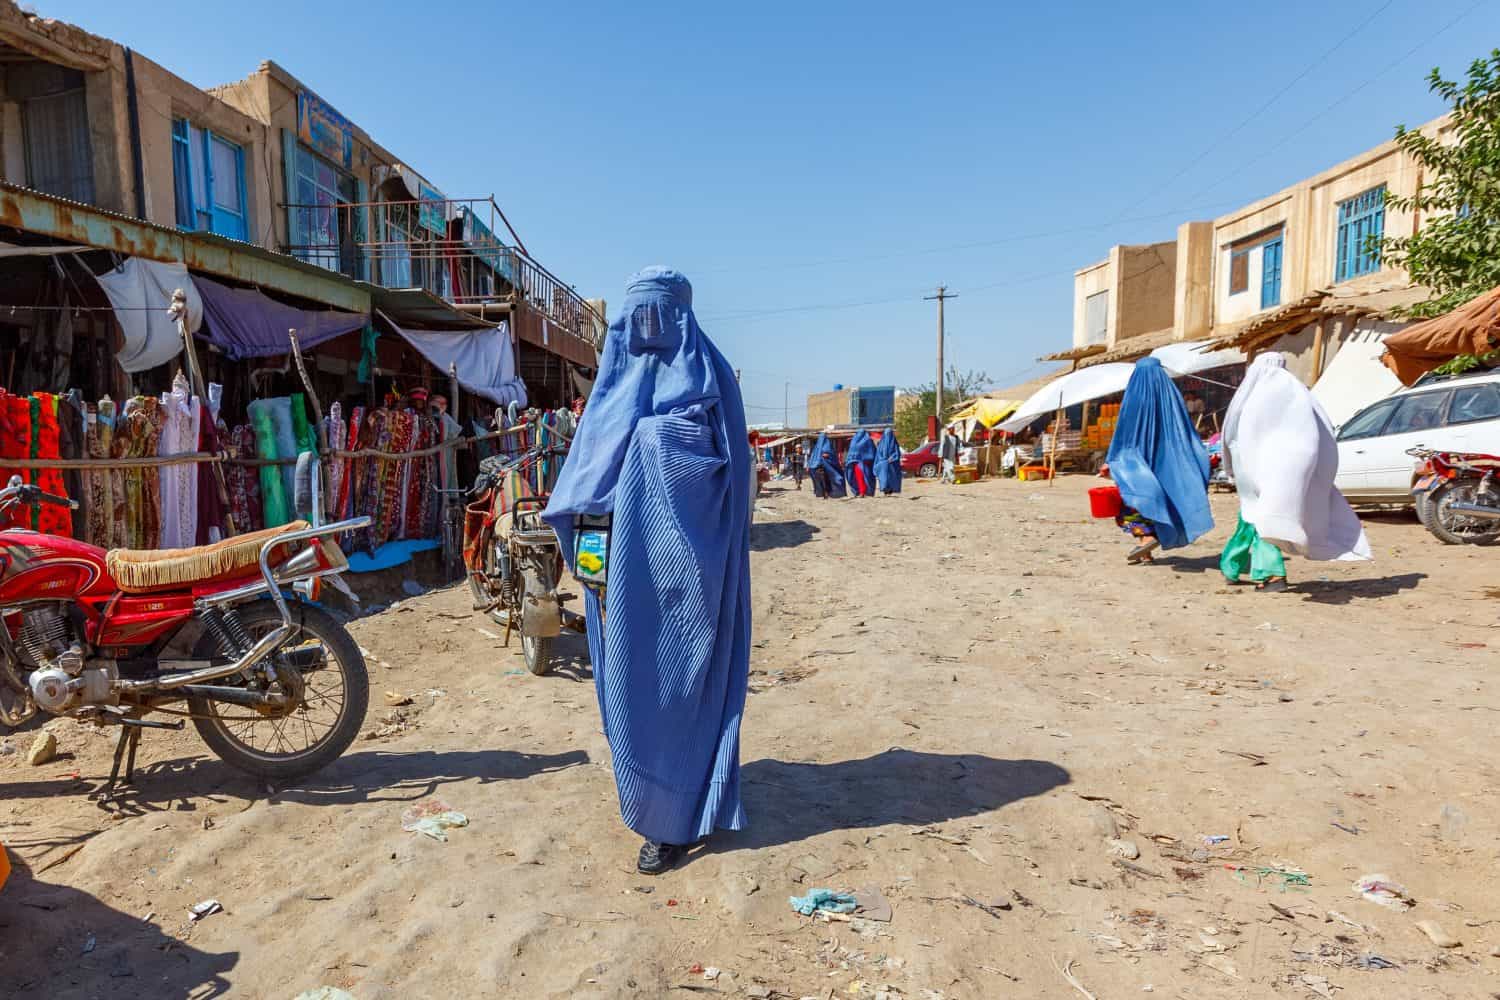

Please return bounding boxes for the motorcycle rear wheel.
[1415,490,1437,530]
[189,601,369,781]
[1429,481,1500,546]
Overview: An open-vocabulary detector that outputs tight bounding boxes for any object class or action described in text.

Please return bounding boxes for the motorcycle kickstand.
[101,725,140,798]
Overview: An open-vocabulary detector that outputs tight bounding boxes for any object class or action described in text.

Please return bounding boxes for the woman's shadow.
[715,748,1069,852]
[0,854,238,998]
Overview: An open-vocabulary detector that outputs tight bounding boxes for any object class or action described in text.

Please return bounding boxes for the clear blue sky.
[48,0,1499,424]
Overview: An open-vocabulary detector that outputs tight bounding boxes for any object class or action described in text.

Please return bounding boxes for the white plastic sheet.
[387,318,528,408]
[92,258,201,373]
[996,363,1136,433]
[1151,340,1245,376]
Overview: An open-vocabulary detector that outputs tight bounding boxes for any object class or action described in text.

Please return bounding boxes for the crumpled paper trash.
[401,800,470,842]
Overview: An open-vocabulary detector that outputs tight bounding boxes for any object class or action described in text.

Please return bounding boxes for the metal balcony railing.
[280,196,603,349]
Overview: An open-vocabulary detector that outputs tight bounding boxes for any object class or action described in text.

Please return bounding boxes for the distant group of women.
[1103,352,1370,590]
[803,428,903,499]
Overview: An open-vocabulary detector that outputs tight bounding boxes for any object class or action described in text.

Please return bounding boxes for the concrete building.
[805,385,896,429]
[1061,115,1449,385]
[0,0,598,406]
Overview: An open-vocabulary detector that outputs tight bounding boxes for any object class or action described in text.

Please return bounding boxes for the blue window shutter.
[170,119,193,230]
[1335,186,1386,282]
[1260,237,1282,309]
[281,128,299,256]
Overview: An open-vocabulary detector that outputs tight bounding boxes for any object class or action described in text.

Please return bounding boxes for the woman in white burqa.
[1220,352,1372,591]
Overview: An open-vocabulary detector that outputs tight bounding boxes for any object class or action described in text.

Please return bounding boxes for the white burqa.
[1222,353,1371,561]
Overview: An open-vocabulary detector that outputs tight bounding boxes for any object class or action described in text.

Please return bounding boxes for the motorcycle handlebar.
[0,483,80,510]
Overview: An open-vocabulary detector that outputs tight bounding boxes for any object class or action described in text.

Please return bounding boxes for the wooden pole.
[1048,405,1061,486]
[1311,317,1330,383]
[171,289,236,536]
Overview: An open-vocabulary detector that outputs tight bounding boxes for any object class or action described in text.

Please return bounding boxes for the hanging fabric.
[92,258,202,373]
[158,373,200,549]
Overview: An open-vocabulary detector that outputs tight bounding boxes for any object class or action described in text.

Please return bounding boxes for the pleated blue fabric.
[1105,357,1213,550]
[874,430,902,494]
[807,432,846,498]
[544,267,751,845]
[844,430,876,497]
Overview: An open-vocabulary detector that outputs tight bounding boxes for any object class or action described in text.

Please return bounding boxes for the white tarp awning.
[92,258,202,373]
[1312,326,1403,426]
[1151,340,1245,376]
[996,362,1136,433]
[382,315,528,408]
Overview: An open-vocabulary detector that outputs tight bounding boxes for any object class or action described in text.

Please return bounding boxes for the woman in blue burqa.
[544,268,752,875]
[806,432,846,499]
[874,428,902,495]
[844,429,877,497]
[1104,357,1214,564]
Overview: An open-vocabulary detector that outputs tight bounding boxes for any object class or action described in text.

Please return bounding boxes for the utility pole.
[784,380,789,428]
[924,286,956,425]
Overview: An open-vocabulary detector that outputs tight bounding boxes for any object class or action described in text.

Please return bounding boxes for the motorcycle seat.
[106,521,311,594]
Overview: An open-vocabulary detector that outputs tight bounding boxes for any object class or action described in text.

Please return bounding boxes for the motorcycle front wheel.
[188,601,369,781]
[1429,481,1500,546]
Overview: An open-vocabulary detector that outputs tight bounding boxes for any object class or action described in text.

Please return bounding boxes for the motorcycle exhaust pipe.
[115,624,293,694]
[1446,502,1500,521]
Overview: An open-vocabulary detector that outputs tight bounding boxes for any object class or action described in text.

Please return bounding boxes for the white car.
[1335,370,1500,504]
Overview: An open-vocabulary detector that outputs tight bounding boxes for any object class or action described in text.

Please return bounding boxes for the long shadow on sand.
[1159,554,1224,575]
[0,854,238,999]
[751,519,820,552]
[0,747,590,815]
[1296,572,1427,605]
[714,748,1069,852]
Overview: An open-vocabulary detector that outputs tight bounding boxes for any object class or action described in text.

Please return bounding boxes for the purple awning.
[194,275,368,360]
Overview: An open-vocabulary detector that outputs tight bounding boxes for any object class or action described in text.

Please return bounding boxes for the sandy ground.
[2,474,1498,999]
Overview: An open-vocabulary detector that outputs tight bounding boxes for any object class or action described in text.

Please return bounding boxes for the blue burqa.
[874,430,902,494]
[807,432,846,499]
[543,268,750,845]
[1105,357,1214,549]
[844,430,876,497]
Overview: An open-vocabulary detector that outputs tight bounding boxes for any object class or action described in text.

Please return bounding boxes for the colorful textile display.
[874,429,902,494]
[158,373,200,549]
[544,267,751,847]
[247,399,290,528]
[225,423,262,536]
[85,399,116,547]
[196,403,226,544]
[115,396,165,549]
[31,394,71,536]
[1105,357,1213,550]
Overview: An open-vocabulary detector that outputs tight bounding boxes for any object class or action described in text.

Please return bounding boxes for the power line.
[1109,0,1399,224]
[1182,0,1485,206]
[691,198,1246,282]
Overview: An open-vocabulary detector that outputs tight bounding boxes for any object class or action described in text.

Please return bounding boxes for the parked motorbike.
[1408,447,1500,545]
[0,455,372,792]
[460,444,580,676]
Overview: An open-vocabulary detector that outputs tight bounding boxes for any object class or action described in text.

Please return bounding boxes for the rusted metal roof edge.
[0,182,370,314]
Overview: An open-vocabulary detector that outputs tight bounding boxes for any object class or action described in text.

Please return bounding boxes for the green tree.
[893,367,991,447]
[1381,50,1500,318]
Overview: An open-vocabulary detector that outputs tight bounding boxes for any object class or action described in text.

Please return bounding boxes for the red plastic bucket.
[1088,485,1123,519]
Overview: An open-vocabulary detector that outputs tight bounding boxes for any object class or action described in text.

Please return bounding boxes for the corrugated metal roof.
[1076,327,1179,367]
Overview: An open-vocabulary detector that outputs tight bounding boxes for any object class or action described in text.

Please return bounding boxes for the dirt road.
[3,475,1497,998]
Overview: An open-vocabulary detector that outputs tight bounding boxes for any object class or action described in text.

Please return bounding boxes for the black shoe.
[637,840,686,875]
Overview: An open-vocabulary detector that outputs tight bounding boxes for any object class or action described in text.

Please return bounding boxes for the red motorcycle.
[0,458,371,792]
[1409,447,1500,546]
